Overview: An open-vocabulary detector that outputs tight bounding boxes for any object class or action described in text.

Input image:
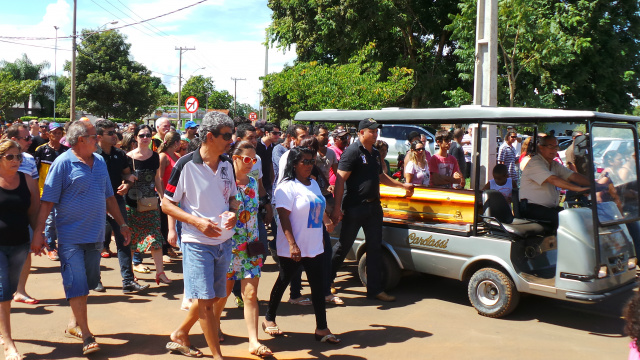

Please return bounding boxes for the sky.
[0,0,297,109]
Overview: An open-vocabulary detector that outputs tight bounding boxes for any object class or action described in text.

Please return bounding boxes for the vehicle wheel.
[468,267,520,318]
[358,251,401,291]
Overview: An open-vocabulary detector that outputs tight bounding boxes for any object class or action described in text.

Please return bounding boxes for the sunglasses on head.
[2,154,23,162]
[300,158,315,165]
[138,133,152,138]
[234,155,257,165]
[214,132,233,141]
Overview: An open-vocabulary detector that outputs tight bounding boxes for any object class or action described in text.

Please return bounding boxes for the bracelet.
[120,224,129,228]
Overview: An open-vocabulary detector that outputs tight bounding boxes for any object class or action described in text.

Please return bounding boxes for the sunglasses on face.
[270,131,282,136]
[338,135,350,141]
[18,135,32,141]
[234,155,257,165]
[300,158,315,165]
[39,125,47,129]
[214,132,233,141]
[510,136,517,139]
[414,148,425,152]
[2,154,23,162]
[138,133,152,138]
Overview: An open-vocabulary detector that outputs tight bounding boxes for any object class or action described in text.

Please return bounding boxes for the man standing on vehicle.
[330,118,414,302]
[520,135,590,229]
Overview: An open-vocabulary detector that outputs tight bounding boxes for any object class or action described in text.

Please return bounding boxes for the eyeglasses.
[541,144,559,150]
[105,130,116,136]
[510,136,517,139]
[214,132,233,141]
[2,154,23,162]
[234,155,257,165]
[300,158,316,165]
[39,125,47,129]
[138,133,152,138]
[17,135,32,141]
[414,148,425,152]
[270,131,282,136]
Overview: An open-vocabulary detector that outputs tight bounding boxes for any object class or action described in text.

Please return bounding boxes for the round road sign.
[249,112,257,121]
[185,96,199,114]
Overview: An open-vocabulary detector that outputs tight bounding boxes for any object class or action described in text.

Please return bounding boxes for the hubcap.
[476,280,500,306]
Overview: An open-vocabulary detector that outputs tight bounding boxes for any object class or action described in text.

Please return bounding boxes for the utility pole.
[175,46,195,128]
[263,37,268,121]
[231,77,246,117]
[53,26,59,121]
[70,0,77,121]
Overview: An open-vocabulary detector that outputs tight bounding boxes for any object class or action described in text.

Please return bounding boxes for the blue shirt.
[42,150,113,244]
[18,152,38,179]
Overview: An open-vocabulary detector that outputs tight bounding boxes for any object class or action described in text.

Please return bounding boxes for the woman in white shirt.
[404,140,431,186]
[262,147,341,345]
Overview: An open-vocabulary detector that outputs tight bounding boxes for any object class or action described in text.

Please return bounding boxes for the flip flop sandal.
[314,333,341,345]
[64,326,83,340]
[325,296,344,305]
[82,336,100,355]
[166,341,203,357]
[133,265,151,274]
[261,323,283,337]
[288,297,312,305]
[14,296,39,305]
[250,344,273,358]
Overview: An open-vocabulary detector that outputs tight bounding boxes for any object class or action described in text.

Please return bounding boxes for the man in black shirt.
[27,120,48,155]
[96,119,149,294]
[330,118,414,302]
[256,122,281,196]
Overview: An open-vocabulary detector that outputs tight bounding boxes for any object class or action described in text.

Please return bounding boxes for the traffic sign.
[248,112,257,121]
[185,96,199,114]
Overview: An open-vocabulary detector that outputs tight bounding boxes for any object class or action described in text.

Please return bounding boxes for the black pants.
[521,202,562,230]
[104,195,135,286]
[331,202,384,297]
[265,254,327,330]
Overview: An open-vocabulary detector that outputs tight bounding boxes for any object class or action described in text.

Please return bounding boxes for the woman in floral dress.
[215,141,272,358]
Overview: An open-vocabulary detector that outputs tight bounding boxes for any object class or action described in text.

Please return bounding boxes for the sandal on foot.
[156,272,172,285]
[250,344,273,358]
[166,341,203,358]
[133,265,151,274]
[4,352,21,360]
[314,333,341,344]
[82,336,100,355]
[64,326,83,340]
[261,322,283,337]
[288,297,311,305]
[325,295,344,305]
[14,295,39,305]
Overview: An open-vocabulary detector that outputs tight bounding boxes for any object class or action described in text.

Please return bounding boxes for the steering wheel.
[564,189,591,208]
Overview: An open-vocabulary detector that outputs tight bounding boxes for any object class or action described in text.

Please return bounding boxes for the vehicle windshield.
[591,125,639,224]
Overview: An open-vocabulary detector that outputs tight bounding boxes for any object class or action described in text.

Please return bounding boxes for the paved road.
[11,251,635,359]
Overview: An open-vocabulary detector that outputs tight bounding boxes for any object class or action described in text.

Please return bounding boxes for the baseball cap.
[358,118,382,131]
[184,120,198,129]
[49,122,63,131]
[333,129,348,137]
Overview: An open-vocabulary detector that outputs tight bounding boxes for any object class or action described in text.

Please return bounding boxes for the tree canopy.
[0,72,40,119]
[70,29,160,120]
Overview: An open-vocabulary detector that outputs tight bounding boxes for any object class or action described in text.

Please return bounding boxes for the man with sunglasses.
[497,130,519,183]
[27,120,48,155]
[162,111,238,360]
[34,122,69,261]
[256,122,280,199]
[520,135,590,229]
[95,119,149,294]
[330,118,414,302]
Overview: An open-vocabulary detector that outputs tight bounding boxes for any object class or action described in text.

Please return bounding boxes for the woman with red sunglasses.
[215,140,272,358]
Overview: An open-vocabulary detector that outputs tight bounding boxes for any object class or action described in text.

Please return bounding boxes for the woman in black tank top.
[0,139,40,360]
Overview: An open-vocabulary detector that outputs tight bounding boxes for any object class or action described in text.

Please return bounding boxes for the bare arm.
[568,172,590,187]
[543,175,589,192]
[404,172,414,183]
[258,179,273,224]
[31,201,55,255]
[277,207,301,261]
[26,175,40,230]
[158,153,168,186]
[154,168,164,201]
[330,169,351,223]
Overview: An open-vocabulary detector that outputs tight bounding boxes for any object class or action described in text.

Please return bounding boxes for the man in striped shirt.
[497,130,519,182]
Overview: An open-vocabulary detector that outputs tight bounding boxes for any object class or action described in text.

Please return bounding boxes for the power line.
[0,0,209,40]
[0,39,72,51]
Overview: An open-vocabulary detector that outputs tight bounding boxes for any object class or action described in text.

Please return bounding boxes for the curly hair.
[624,293,640,348]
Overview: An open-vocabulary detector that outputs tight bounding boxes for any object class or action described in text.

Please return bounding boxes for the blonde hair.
[158,131,181,153]
[0,139,21,156]
[406,140,426,168]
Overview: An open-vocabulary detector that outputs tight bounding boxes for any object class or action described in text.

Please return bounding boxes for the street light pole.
[175,46,196,129]
[70,0,77,121]
[231,77,246,117]
[53,26,58,121]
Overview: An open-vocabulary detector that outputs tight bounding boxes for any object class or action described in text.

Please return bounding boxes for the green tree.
[231,102,258,118]
[0,73,40,119]
[0,54,51,115]
[267,0,461,108]
[262,56,415,121]
[180,75,215,105]
[208,90,233,110]
[70,29,160,119]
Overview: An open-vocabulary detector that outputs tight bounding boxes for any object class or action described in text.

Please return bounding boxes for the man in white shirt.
[520,135,589,229]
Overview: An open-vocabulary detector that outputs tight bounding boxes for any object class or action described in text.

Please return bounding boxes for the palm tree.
[0,54,51,116]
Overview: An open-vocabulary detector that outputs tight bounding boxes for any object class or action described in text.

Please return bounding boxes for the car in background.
[592,138,634,173]
[378,124,436,167]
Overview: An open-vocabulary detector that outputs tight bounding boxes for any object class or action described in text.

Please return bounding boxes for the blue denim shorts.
[58,242,102,300]
[182,240,232,300]
[0,243,30,302]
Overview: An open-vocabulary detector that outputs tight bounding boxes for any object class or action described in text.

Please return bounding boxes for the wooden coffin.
[379,185,475,224]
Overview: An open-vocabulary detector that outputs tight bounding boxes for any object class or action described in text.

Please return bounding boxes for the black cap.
[358,118,382,131]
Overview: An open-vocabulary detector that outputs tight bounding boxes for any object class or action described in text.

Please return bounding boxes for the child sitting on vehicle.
[624,293,640,360]
[483,164,517,203]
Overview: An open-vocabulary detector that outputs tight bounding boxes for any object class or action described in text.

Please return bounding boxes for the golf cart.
[295,106,638,318]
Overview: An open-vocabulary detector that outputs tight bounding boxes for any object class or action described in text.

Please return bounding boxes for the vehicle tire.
[468,267,520,318]
[358,251,401,291]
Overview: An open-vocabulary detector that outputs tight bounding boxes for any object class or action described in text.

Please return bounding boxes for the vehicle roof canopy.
[294,106,640,125]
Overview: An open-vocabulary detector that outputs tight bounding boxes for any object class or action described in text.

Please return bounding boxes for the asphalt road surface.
[10,251,635,359]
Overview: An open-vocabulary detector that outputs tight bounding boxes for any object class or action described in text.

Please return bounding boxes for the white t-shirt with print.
[274,178,325,258]
[248,154,263,181]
